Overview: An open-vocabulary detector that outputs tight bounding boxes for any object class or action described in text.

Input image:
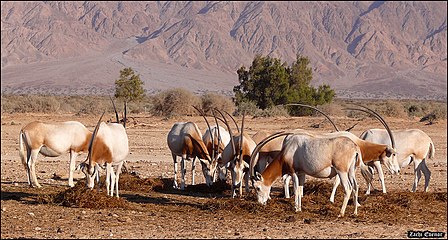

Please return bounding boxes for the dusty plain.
[1,112,447,239]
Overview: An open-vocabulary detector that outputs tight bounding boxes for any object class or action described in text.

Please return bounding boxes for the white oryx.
[250,131,367,217]
[167,120,214,190]
[77,100,129,197]
[215,109,257,198]
[202,124,231,181]
[361,128,434,193]
[284,104,401,205]
[193,106,231,182]
[19,120,92,188]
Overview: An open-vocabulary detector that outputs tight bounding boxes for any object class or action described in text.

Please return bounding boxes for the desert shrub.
[254,105,290,117]
[151,88,201,117]
[318,103,345,117]
[234,100,262,116]
[200,93,235,115]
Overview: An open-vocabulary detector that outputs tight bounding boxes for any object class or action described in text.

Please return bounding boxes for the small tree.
[114,67,145,103]
[234,54,336,116]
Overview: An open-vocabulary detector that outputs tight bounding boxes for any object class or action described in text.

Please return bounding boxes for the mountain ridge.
[1,1,446,100]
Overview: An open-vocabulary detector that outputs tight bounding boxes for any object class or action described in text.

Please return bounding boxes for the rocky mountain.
[1,1,446,100]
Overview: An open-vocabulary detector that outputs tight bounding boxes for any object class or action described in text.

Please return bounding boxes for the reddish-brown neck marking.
[261,156,284,186]
[358,140,388,163]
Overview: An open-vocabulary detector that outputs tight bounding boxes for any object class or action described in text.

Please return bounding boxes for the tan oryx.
[19,120,92,188]
[167,118,214,190]
[77,100,129,197]
[356,106,435,193]
[215,109,257,198]
[249,131,367,217]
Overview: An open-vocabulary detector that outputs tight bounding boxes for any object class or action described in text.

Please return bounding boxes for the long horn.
[192,105,214,160]
[123,101,127,128]
[249,131,290,179]
[284,103,340,132]
[109,96,119,123]
[224,111,240,133]
[344,122,359,132]
[211,109,222,156]
[344,107,395,148]
[87,111,105,175]
[238,112,245,164]
[215,108,236,157]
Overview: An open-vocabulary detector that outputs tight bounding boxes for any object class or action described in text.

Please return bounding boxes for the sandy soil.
[1,112,447,239]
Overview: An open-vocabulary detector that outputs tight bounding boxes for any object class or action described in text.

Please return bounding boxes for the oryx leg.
[330,175,340,203]
[337,172,352,217]
[373,160,386,193]
[105,163,112,196]
[293,173,305,212]
[180,154,187,190]
[349,170,359,215]
[114,161,124,197]
[172,153,179,189]
[412,157,423,192]
[68,150,78,187]
[283,174,292,198]
[298,173,305,198]
[191,156,196,185]
[421,159,431,192]
[28,149,42,188]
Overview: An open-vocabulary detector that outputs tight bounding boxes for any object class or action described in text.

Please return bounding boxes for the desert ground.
[1,112,447,239]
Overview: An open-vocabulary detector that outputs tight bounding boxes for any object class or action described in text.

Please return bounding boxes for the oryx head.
[215,109,247,197]
[78,111,105,189]
[249,131,290,205]
[251,171,271,205]
[192,105,216,186]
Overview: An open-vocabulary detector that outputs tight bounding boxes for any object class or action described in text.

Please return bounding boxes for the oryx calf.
[19,121,92,188]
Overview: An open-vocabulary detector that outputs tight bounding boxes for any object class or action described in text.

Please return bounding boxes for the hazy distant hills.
[1,1,446,100]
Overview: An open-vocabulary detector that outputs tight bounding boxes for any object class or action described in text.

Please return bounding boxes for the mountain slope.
[1,1,446,99]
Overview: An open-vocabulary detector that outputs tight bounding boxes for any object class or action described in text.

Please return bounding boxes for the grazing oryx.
[358,107,435,193]
[202,124,231,181]
[250,131,367,217]
[193,106,231,182]
[285,104,401,205]
[77,103,129,197]
[19,120,92,188]
[216,109,257,198]
[167,121,214,190]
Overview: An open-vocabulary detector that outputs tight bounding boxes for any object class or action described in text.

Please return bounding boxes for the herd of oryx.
[18,99,435,217]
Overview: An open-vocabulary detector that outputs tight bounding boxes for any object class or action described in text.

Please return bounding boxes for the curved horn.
[193,105,214,160]
[344,107,395,148]
[87,111,105,175]
[109,96,119,123]
[237,112,245,164]
[123,101,127,128]
[224,111,240,133]
[215,108,236,157]
[249,131,290,179]
[284,103,340,132]
[211,109,222,156]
